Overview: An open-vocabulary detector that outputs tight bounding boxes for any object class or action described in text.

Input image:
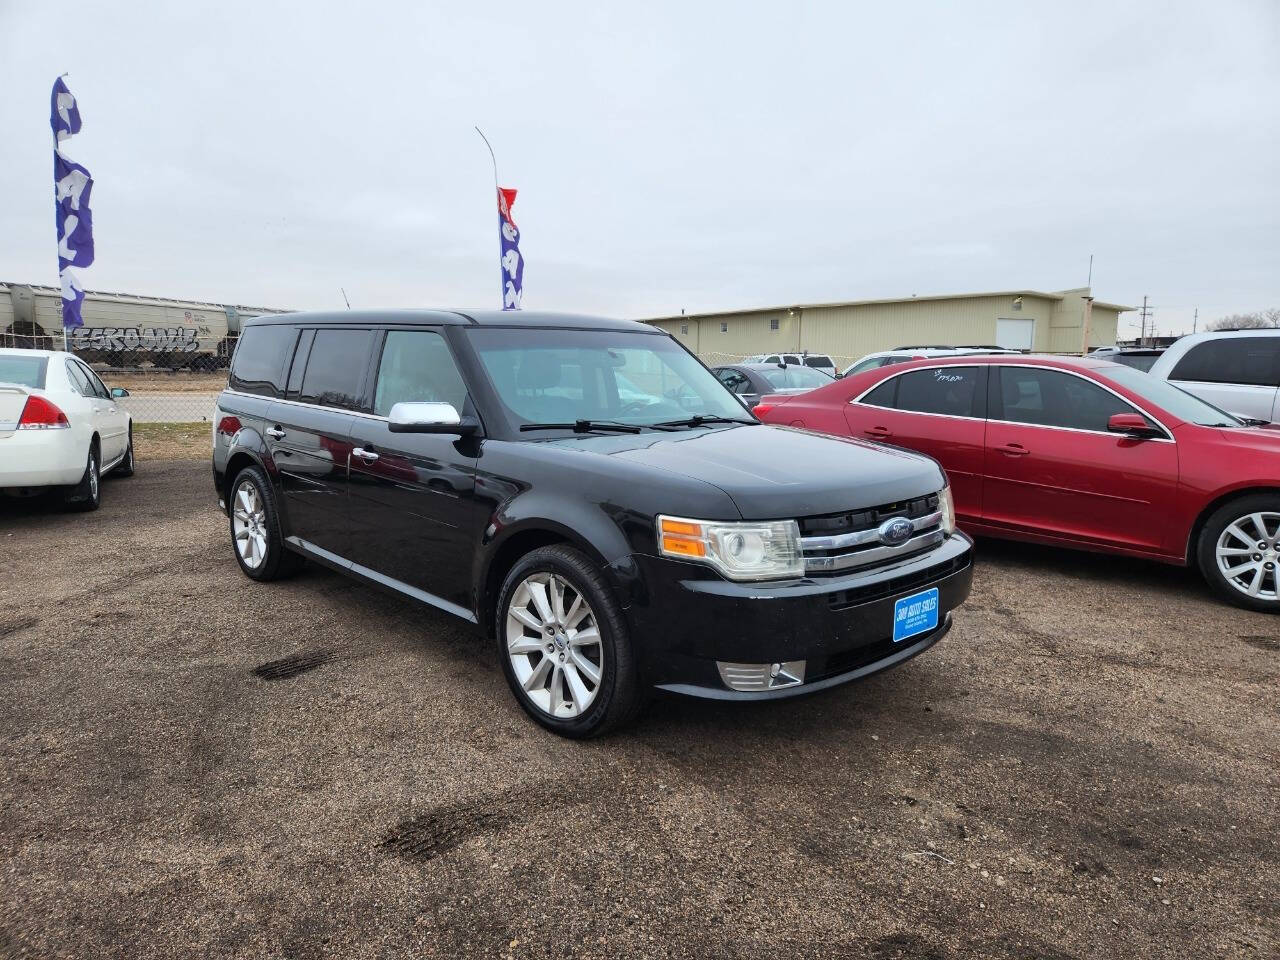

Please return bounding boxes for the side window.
[78,362,109,399]
[764,355,780,364]
[994,367,1134,432]
[1170,338,1279,387]
[285,330,315,398]
[229,325,298,398]
[716,369,750,394]
[299,329,376,411]
[893,367,983,417]
[64,360,94,397]
[373,330,468,417]
[860,378,897,408]
[846,357,887,376]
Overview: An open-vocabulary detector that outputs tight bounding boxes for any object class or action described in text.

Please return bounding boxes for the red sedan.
[754,354,1280,612]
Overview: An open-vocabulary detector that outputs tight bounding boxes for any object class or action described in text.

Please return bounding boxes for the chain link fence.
[694,350,862,372]
[3,331,226,424]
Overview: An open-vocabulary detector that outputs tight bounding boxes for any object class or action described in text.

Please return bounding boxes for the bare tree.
[1208,308,1280,331]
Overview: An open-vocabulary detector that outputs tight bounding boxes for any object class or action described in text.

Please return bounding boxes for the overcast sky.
[2,1,1277,337]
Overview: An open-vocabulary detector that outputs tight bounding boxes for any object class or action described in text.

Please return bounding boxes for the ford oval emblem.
[878,516,914,547]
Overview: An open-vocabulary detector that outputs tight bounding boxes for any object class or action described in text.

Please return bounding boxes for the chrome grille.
[799,494,945,575]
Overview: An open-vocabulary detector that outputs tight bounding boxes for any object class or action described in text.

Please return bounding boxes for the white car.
[841,346,1021,378]
[0,348,135,509]
[742,353,837,377]
[1147,329,1280,423]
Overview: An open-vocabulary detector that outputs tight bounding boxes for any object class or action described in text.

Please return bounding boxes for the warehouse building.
[642,287,1133,368]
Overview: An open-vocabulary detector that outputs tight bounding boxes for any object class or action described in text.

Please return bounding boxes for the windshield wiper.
[653,414,756,429]
[520,420,643,434]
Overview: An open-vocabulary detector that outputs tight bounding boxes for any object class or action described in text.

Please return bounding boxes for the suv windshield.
[466,327,754,430]
[1104,366,1242,427]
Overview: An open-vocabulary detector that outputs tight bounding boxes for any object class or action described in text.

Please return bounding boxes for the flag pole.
[56,73,69,353]
[474,126,504,307]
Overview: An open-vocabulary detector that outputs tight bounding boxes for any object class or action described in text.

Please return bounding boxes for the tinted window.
[861,378,897,407]
[299,329,375,410]
[1170,337,1279,387]
[716,369,752,394]
[1108,353,1161,372]
[373,330,468,416]
[995,367,1134,432]
[803,356,833,369]
[230,324,298,398]
[285,329,314,397]
[77,361,109,398]
[0,355,48,388]
[65,360,94,396]
[894,367,983,417]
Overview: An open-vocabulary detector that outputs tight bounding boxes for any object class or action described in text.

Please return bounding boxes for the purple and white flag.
[497,187,523,310]
[51,77,94,329]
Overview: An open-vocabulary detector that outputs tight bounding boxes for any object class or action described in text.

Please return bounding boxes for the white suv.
[1147,330,1280,423]
[0,349,135,509]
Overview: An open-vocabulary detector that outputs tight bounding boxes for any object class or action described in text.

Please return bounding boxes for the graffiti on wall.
[68,326,205,353]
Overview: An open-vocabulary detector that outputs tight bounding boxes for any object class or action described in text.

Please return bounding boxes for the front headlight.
[656,515,804,581]
[939,485,956,535]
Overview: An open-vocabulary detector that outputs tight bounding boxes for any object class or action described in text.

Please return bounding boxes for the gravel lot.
[1,461,1276,959]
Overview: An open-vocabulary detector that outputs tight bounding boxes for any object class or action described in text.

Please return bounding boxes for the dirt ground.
[133,422,211,460]
[0,461,1275,959]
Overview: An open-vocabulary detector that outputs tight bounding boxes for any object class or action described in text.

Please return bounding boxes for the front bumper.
[623,531,973,698]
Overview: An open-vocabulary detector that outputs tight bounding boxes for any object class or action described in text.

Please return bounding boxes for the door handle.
[998,442,1030,456]
[865,426,892,439]
[265,427,286,439]
[352,447,380,462]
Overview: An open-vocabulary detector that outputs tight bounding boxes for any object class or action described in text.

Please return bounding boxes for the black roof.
[242,308,657,333]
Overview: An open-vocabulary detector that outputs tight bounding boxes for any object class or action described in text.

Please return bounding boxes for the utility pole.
[1192,307,1198,333]
[1138,295,1152,344]
[1081,296,1094,356]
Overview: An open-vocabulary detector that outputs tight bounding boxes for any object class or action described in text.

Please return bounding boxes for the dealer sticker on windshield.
[893,587,939,643]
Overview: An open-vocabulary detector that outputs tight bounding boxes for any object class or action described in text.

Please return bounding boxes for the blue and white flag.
[497,187,523,310]
[50,77,94,329]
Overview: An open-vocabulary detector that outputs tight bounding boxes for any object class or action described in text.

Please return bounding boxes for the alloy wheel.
[232,479,269,569]
[1215,511,1280,602]
[88,452,99,502]
[505,572,604,719]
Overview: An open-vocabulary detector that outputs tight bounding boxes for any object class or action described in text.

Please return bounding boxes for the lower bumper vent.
[716,660,807,692]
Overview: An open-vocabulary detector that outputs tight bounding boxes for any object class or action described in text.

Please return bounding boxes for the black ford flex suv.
[213,311,973,736]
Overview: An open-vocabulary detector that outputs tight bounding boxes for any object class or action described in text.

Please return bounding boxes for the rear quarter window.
[229,325,299,398]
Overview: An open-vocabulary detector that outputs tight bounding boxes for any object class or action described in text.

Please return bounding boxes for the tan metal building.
[642,288,1133,368]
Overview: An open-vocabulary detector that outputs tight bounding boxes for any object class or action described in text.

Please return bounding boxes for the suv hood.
[549,424,945,518]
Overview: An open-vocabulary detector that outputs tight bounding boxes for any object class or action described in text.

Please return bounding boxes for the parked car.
[1147,329,1279,422]
[0,348,134,509]
[1089,346,1166,372]
[841,346,1019,378]
[754,354,1280,612]
[742,352,837,377]
[214,310,974,736]
[712,362,834,409]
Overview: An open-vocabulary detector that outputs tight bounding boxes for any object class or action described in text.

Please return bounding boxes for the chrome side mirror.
[387,401,478,435]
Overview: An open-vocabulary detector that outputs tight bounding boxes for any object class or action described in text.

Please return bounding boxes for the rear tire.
[113,427,135,477]
[496,545,641,738]
[65,445,101,512]
[228,464,302,581]
[1196,494,1280,613]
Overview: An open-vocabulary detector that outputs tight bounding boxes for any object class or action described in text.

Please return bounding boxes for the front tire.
[65,445,100,511]
[228,465,301,581]
[496,545,641,737]
[1197,495,1280,613]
